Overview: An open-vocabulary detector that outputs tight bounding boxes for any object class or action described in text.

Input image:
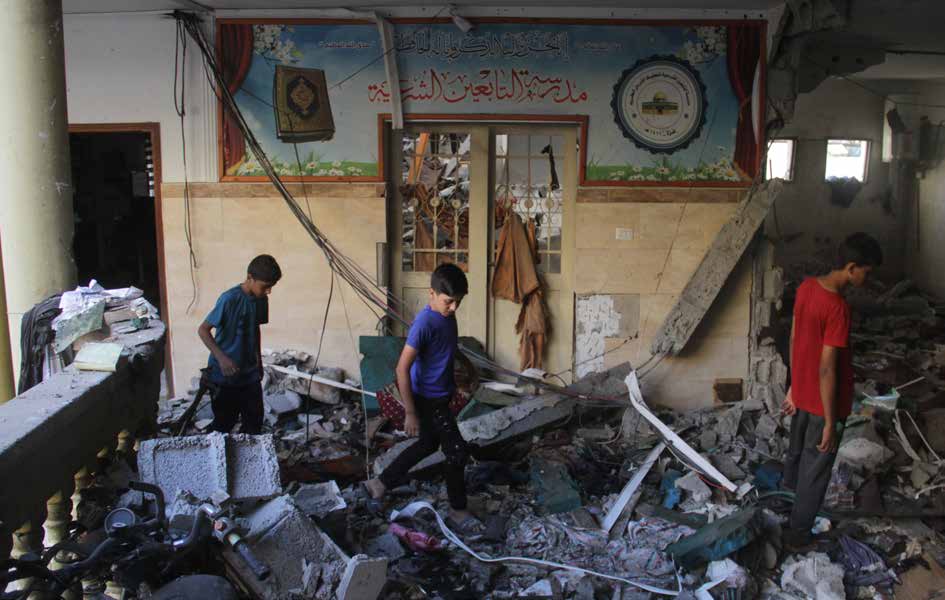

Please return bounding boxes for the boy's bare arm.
[198,321,239,376]
[395,345,420,436]
[817,345,839,452]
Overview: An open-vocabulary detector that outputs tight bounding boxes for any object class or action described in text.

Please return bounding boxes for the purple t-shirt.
[406,305,457,399]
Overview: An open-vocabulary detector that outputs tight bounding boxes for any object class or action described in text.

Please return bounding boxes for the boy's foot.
[362,478,386,500]
[446,508,485,538]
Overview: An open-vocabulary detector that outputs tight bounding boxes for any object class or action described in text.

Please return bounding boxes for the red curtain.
[219,24,254,174]
[727,23,762,178]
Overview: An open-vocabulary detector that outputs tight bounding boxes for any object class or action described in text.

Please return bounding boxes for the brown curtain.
[219,24,254,174]
[727,23,762,178]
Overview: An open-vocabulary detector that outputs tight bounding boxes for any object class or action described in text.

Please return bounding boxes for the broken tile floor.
[142,279,945,599]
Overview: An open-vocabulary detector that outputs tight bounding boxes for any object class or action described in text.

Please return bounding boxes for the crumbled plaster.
[575,294,639,379]
[748,239,788,414]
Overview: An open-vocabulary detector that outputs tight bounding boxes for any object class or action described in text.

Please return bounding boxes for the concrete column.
[0,0,77,385]
[0,236,14,403]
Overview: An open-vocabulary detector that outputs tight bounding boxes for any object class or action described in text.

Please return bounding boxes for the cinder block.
[225,434,283,502]
[137,434,225,502]
[137,433,281,503]
[235,495,387,600]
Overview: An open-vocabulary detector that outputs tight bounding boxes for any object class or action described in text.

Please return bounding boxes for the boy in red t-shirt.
[782,232,882,549]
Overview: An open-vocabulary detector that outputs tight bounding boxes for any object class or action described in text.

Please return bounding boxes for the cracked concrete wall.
[574,188,752,410]
[765,78,904,280]
[748,238,789,414]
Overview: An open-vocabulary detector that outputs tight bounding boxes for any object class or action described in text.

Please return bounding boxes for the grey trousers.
[782,409,843,538]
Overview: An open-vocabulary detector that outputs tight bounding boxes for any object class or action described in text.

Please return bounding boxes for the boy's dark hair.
[837,233,883,269]
[431,263,468,297]
[247,254,282,283]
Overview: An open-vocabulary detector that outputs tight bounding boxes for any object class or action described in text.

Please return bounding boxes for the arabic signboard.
[219,20,762,184]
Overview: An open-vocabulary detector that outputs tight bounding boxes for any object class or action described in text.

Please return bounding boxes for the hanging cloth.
[490,213,548,370]
[491,213,540,303]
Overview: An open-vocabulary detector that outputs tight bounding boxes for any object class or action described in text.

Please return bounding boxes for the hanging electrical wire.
[174,17,200,314]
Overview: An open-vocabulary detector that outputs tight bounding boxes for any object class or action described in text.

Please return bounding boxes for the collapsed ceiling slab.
[650,179,783,356]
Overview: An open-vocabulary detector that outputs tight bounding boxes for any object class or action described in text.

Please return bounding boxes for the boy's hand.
[219,354,239,377]
[817,422,839,453]
[781,388,796,416]
[404,412,420,437]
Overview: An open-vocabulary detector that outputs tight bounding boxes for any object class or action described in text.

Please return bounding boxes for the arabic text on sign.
[394,28,569,62]
[367,68,588,104]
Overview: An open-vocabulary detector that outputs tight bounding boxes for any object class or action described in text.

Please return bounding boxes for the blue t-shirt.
[406,305,457,399]
[205,285,263,386]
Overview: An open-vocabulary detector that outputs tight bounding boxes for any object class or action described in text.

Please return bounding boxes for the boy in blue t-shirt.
[198,254,281,435]
[364,264,480,534]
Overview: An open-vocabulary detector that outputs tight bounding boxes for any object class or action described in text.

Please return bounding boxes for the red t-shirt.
[790,278,855,419]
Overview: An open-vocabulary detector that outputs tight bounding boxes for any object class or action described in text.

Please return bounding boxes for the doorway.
[70,129,160,303]
[68,123,171,392]
[388,122,577,380]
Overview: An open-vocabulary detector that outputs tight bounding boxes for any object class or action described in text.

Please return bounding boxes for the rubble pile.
[150,321,945,598]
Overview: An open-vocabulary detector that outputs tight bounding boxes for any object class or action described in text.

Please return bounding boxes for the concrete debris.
[265,390,303,415]
[698,430,718,452]
[675,471,711,510]
[779,552,845,600]
[139,325,945,600]
[837,437,894,472]
[715,405,744,442]
[230,494,386,600]
[754,413,780,441]
[137,432,281,503]
[293,481,347,519]
[651,179,783,355]
[710,454,747,482]
[519,579,554,597]
[706,559,754,597]
[365,532,406,561]
[263,349,347,405]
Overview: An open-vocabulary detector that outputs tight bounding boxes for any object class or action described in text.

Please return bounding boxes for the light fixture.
[449,6,474,33]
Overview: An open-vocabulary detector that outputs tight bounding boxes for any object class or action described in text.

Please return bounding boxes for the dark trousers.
[210,381,264,435]
[782,408,842,538]
[379,395,470,510]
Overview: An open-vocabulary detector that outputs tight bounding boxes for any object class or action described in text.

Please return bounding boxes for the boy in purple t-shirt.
[364,264,481,534]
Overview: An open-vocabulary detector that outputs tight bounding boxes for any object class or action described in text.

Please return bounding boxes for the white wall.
[64,13,217,182]
[765,77,904,279]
